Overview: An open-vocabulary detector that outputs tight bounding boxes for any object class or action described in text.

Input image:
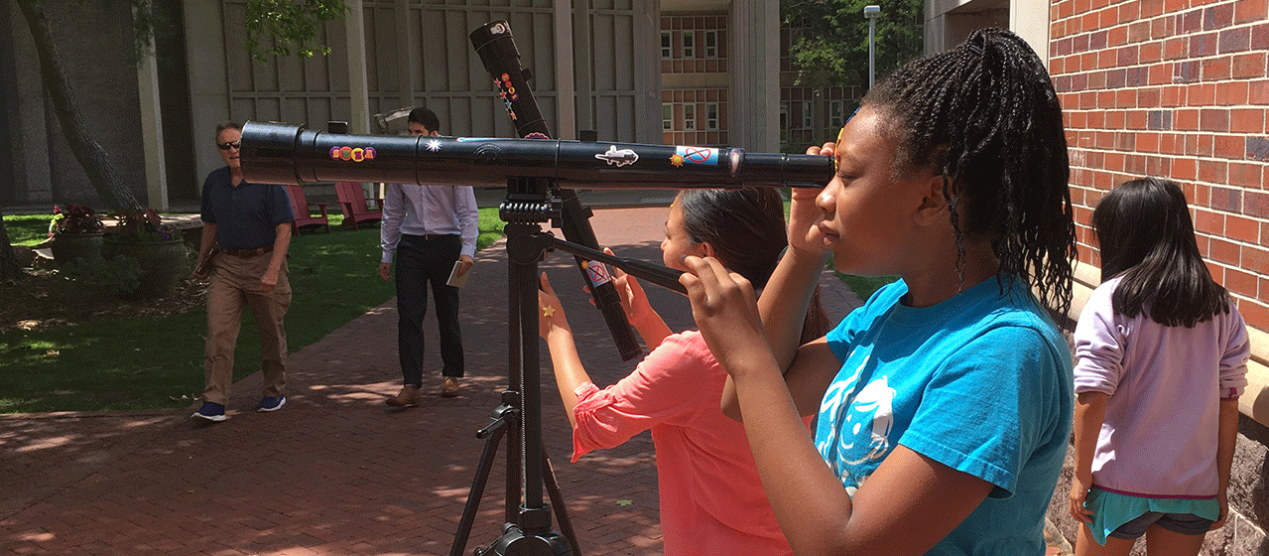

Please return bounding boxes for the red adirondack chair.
[335,181,383,231]
[284,185,330,234]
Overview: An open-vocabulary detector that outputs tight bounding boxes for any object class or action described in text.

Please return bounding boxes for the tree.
[0,0,349,282]
[781,0,924,90]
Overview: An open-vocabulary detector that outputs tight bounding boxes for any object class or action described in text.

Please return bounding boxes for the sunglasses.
[217,139,241,150]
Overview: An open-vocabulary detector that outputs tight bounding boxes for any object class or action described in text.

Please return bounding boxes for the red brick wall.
[1050,0,1269,331]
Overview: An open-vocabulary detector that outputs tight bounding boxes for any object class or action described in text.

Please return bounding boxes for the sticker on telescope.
[595,145,639,167]
[669,154,685,167]
[584,261,612,286]
[676,146,718,165]
[329,146,376,162]
[525,132,550,140]
[425,139,442,152]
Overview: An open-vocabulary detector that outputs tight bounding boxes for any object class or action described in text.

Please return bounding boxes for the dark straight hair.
[1093,177,1230,327]
[677,189,831,342]
[408,107,441,133]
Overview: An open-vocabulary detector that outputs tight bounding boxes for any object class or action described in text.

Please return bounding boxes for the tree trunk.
[0,208,23,282]
[15,0,142,212]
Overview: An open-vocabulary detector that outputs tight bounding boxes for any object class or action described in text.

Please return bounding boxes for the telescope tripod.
[449,181,580,556]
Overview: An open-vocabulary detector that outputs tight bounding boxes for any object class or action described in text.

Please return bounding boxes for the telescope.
[239,122,834,191]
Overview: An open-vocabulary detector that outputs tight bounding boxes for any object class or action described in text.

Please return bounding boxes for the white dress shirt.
[380,183,479,264]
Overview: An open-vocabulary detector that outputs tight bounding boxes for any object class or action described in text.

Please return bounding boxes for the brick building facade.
[1052,0,1269,329]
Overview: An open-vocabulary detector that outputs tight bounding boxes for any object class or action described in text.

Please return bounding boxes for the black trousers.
[395,234,464,385]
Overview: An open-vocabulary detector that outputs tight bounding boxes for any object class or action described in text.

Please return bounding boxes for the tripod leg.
[543,452,582,556]
[450,415,510,556]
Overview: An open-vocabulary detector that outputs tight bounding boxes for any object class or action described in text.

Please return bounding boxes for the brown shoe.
[386,385,420,407]
[441,377,460,398]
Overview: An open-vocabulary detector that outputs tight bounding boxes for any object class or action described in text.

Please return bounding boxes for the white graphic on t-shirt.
[817,354,869,456]
[839,376,895,467]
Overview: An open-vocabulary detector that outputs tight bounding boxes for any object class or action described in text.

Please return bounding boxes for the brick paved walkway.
[1,206,864,556]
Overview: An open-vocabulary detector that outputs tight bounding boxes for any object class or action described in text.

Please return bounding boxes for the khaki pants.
[202,253,291,405]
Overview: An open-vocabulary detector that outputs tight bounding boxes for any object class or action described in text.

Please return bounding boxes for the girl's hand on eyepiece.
[538,272,570,338]
[787,142,836,258]
[679,255,769,378]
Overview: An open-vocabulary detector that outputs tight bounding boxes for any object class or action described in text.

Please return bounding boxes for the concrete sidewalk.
[1,205,865,556]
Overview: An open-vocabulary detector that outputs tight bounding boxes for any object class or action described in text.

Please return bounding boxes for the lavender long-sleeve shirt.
[379,182,479,264]
[1073,276,1250,498]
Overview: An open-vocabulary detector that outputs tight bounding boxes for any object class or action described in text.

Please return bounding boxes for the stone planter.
[100,238,188,299]
[50,233,104,266]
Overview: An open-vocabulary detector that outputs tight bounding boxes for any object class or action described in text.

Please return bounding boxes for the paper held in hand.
[446,261,470,288]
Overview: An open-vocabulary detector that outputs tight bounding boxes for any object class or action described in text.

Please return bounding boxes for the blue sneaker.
[192,401,226,422]
[257,395,286,412]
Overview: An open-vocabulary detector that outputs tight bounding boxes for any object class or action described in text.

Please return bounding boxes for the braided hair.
[861,28,1076,317]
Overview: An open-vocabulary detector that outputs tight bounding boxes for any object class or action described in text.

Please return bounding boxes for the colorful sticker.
[595,145,639,167]
[329,146,376,162]
[584,260,612,286]
[425,139,442,152]
[675,146,718,165]
[669,154,684,167]
[524,132,550,140]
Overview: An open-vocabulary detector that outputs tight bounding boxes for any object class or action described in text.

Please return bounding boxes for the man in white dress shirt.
[380,107,479,403]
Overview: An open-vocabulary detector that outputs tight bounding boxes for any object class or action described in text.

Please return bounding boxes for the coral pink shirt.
[571,331,793,556]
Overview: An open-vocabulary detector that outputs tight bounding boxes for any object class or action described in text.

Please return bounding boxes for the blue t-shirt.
[200,167,295,250]
[819,277,1073,555]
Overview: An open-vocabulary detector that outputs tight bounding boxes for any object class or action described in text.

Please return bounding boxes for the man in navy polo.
[191,121,296,422]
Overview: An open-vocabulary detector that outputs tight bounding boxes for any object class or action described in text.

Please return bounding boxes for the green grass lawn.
[0,209,504,414]
[0,205,892,414]
[5,214,53,246]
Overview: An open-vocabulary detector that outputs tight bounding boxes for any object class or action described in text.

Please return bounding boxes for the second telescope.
[240,121,833,190]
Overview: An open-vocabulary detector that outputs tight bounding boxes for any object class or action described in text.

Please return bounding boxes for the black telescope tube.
[238,122,834,189]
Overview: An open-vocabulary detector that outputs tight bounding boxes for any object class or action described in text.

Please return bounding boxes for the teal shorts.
[1083,487,1219,545]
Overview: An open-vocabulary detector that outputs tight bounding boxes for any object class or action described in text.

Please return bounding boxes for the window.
[684,104,696,130]
[801,101,812,129]
[706,103,719,130]
[704,31,717,57]
[663,104,673,130]
[683,32,695,58]
[661,32,672,59]
[829,100,844,128]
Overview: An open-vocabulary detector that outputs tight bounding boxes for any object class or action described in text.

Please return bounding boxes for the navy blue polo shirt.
[200,167,295,250]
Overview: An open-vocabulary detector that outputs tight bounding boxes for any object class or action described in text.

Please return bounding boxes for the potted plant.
[101,209,189,299]
[48,204,105,266]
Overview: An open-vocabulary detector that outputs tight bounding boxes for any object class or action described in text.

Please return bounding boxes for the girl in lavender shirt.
[1068,177,1250,555]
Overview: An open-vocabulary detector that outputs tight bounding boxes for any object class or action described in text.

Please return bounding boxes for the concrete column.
[136,39,168,210]
[553,0,577,139]
[394,0,414,109]
[183,0,231,189]
[345,0,370,134]
[1009,0,1050,67]
[573,0,593,134]
[729,0,780,152]
[8,3,52,204]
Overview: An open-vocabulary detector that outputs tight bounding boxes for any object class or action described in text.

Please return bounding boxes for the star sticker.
[669,154,684,167]
[542,305,556,318]
[425,139,442,152]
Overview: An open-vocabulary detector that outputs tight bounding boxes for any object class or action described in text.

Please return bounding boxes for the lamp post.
[864,5,880,89]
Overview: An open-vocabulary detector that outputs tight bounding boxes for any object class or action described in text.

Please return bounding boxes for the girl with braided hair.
[681,28,1076,555]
